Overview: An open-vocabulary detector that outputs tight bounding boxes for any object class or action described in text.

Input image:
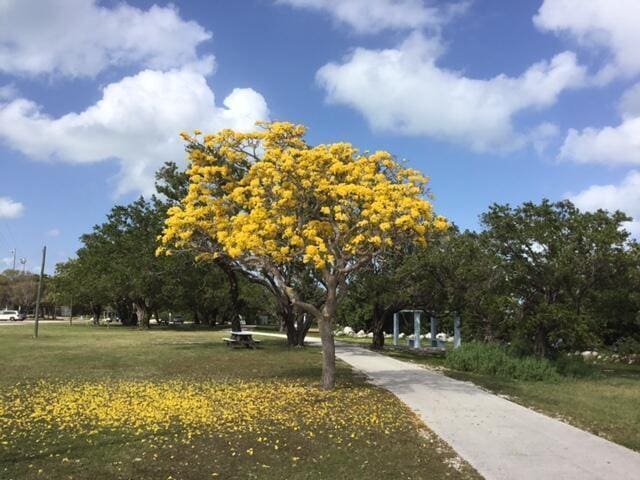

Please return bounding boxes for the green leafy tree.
[482,200,632,357]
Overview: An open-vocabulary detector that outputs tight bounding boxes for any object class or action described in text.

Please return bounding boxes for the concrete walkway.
[253,332,640,480]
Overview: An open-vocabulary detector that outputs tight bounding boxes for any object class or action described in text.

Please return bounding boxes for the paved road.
[0,319,88,326]
[253,332,640,480]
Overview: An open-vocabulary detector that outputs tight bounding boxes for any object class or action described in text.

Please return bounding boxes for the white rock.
[398,333,405,339]
[343,326,354,335]
[366,332,373,338]
[446,336,454,342]
[581,351,598,359]
[436,333,447,341]
[425,333,432,339]
[356,330,366,337]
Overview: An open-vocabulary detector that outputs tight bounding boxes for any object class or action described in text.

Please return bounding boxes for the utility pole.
[10,249,16,271]
[34,246,46,338]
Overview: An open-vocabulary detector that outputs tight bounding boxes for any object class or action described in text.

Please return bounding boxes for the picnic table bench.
[223,331,261,349]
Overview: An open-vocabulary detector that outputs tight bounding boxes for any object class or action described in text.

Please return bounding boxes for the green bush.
[445,342,560,381]
[615,337,640,356]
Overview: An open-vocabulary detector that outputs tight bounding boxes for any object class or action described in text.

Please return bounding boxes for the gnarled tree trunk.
[135,301,150,329]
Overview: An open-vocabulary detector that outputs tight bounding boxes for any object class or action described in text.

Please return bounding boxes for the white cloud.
[276,0,469,34]
[560,119,640,165]
[534,0,640,82]
[316,33,585,152]
[569,170,640,237]
[0,65,269,196]
[0,197,24,218]
[0,0,211,77]
[47,228,60,237]
[559,82,640,165]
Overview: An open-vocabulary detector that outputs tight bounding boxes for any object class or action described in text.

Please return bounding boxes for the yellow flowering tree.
[160,122,447,389]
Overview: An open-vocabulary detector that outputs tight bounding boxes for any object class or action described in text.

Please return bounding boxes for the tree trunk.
[281,301,311,347]
[222,265,242,331]
[319,280,338,389]
[91,305,102,326]
[534,325,547,359]
[136,302,150,330]
[287,311,313,347]
[116,300,135,326]
[371,302,386,350]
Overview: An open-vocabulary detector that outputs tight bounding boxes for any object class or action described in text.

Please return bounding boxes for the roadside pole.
[34,246,46,338]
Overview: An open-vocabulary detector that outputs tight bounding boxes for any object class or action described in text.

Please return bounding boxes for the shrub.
[615,337,640,356]
[445,342,560,381]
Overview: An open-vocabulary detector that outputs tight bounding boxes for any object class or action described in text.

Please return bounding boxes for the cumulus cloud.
[47,228,61,237]
[0,197,24,218]
[317,33,585,152]
[569,170,640,237]
[559,82,640,165]
[0,0,211,77]
[534,0,640,82]
[0,66,269,195]
[276,0,469,34]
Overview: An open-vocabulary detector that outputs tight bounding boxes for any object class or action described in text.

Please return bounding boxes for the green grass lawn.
[0,324,479,480]
[349,338,640,452]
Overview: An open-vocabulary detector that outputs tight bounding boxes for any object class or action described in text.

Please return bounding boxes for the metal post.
[430,315,438,347]
[413,311,421,349]
[393,312,399,346]
[454,314,461,349]
[34,246,46,338]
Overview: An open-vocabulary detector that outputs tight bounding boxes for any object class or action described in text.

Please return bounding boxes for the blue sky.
[1,0,640,273]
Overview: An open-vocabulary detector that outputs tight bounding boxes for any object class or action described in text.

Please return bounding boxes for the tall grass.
[445,342,560,381]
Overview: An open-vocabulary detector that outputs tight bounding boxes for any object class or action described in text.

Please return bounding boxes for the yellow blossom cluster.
[0,379,411,451]
[160,122,447,270]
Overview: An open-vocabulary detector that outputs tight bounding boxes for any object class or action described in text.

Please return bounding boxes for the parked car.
[0,310,26,321]
[169,315,184,325]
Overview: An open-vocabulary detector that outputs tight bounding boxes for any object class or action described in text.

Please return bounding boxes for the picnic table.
[223,331,261,349]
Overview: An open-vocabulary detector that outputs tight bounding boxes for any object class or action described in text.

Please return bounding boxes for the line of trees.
[44,122,640,389]
[339,201,640,358]
[48,163,273,328]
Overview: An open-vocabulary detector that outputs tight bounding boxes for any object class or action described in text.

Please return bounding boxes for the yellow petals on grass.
[0,379,412,451]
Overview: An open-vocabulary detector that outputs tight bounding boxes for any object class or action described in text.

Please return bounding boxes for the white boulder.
[343,326,354,335]
[581,351,598,360]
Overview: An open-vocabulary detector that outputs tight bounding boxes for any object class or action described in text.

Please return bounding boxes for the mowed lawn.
[0,325,479,480]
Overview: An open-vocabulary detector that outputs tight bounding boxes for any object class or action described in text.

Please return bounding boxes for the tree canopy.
[160,122,447,388]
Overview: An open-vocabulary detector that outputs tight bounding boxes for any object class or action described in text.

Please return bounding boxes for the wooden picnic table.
[223,331,261,349]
